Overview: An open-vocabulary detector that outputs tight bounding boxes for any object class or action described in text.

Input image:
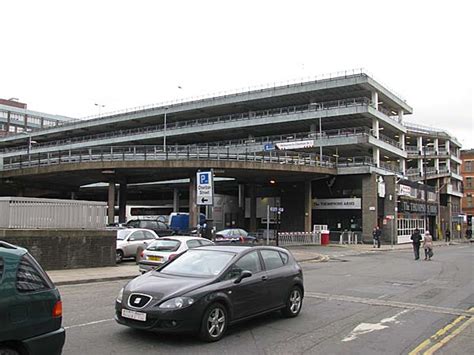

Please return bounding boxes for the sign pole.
[266,205,270,245]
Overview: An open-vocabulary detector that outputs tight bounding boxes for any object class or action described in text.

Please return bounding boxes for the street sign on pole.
[196,171,214,206]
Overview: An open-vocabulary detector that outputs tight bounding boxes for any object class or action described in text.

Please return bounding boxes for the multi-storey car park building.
[461,149,474,235]
[0,70,463,243]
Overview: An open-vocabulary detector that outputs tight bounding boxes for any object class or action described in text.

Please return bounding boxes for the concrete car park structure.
[0,70,463,243]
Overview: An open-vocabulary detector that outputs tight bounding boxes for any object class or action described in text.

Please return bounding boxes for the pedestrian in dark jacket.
[445,229,451,243]
[372,226,382,248]
[411,228,422,260]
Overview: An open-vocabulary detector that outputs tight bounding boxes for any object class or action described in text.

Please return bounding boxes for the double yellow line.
[409,307,474,354]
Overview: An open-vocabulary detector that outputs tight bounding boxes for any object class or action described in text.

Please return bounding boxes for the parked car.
[168,212,207,233]
[138,236,214,273]
[124,219,175,237]
[214,228,256,244]
[115,245,304,341]
[116,228,159,263]
[0,241,65,355]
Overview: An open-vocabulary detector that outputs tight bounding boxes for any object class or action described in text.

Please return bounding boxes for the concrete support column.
[173,188,180,212]
[249,184,257,232]
[400,158,406,175]
[446,140,450,154]
[434,138,439,153]
[383,175,398,245]
[372,117,380,138]
[399,133,405,150]
[446,159,451,172]
[6,112,11,133]
[189,175,198,230]
[118,183,127,223]
[107,182,115,225]
[418,158,424,174]
[24,115,28,130]
[373,147,380,168]
[417,137,423,153]
[371,91,379,110]
[398,109,404,123]
[304,181,312,233]
[362,174,378,242]
[435,158,440,173]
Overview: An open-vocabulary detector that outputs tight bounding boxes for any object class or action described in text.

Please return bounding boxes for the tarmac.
[47,239,471,286]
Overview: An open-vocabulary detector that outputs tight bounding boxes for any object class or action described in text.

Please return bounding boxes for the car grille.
[128,293,152,309]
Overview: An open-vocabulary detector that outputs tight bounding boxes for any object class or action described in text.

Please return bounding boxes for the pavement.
[47,239,471,286]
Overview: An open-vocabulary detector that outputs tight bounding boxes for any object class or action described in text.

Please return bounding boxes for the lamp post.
[163,107,168,153]
[423,143,434,235]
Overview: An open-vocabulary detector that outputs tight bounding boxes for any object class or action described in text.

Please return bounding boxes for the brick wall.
[0,229,116,270]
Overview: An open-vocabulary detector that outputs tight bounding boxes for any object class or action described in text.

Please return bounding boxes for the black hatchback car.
[0,241,65,355]
[115,245,303,341]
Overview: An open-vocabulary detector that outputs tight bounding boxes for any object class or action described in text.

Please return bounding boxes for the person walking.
[410,228,422,260]
[423,231,434,260]
[445,228,451,244]
[372,226,382,248]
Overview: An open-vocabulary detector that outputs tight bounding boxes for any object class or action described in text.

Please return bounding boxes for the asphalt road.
[59,244,474,354]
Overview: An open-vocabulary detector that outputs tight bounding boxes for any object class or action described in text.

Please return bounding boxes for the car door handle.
[261,276,268,281]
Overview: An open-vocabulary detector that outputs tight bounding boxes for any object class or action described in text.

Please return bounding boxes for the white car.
[138,236,214,273]
[116,228,159,263]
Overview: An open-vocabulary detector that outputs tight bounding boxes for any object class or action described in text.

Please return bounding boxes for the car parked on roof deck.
[0,241,65,355]
[214,228,257,244]
[138,236,214,273]
[116,228,159,263]
[115,245,304,342]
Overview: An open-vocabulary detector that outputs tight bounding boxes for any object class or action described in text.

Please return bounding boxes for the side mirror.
[234,270,252,284]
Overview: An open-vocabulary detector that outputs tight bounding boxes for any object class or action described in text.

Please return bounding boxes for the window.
[130,231,145,241]
[0,257,4,281]
[468,194,473,208]
[144,231,157,240]
[16,254,52,293]
[466,177,473,189]
[199,239,214,247]
[279,252,289,265]
[225,251,262,280]
[186,239,202,249]
[261,250,285,270]
[466,161,473,172]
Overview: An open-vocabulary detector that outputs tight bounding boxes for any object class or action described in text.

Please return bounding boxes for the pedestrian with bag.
[410,228,422,260]
[372,226,382,248]
[423,231,434,260]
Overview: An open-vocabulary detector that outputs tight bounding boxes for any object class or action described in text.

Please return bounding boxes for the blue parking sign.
[200,173,209,184]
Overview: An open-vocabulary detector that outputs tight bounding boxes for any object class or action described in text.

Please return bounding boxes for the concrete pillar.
[107,182,115,225]
[382,175,397,245]
[435,157,440,173]
[362,174,378,242]
[173,188,180,212]
[24,114,28,130]
[373,147,380,168]
[189,174,198,230]
[249,184,257,232]
[371,91,379,110]
[400,158,406,175]
[434,138,439,153]
[6,112,11,133]
[418,158,423,174]
[304,181,312,232]
[417,137,423,154]
[399,133,405,150]
[446,140,450,154]
[446,159,451,172]
[398,109,404,123]
[372,117,380,138]
[118,183,127,223]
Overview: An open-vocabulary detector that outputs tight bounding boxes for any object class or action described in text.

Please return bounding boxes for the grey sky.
[1,0,472,148]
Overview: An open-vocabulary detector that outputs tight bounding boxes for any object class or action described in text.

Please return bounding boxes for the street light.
[163,107,168,153]
[423,143,434,235]
[94,103,105,117]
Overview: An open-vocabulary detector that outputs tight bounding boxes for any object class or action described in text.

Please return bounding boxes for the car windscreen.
[117,230,133,240]
[147,239,181,252]
[160,249,235,277]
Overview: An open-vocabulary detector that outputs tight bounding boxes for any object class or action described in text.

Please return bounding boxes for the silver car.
[116,228,159,263]
[138,236,214,273]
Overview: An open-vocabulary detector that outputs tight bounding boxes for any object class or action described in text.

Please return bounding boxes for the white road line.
[305,292,473,317]
[65,318,115,330]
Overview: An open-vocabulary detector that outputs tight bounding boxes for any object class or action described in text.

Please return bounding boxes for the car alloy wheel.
[282,287,302,317]
[116,250,124,263]
[200,303,227,342]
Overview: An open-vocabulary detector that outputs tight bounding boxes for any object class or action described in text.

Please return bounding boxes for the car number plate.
[121,309,147,321]
[148,256,163,262]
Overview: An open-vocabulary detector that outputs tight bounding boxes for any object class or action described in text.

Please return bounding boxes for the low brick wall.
[0,229,116,270]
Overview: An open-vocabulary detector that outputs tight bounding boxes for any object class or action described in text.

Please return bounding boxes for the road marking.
[65,318,114,330]
[408,306,474,354]
[305,292,473,317]
[342,309,409,342]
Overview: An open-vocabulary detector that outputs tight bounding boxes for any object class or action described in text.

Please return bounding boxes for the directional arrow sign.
[197,171,214,206]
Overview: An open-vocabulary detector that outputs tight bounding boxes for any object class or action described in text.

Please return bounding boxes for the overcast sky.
[1,0,472,148]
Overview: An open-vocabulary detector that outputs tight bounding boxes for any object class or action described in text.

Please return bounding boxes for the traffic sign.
[263,143,275,151]
[270,207,284,213]
[196,171,214,206]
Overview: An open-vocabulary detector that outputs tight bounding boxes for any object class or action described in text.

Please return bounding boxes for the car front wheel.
[281,286,303,318]
[116,250,124,263]
[199,303,228,342]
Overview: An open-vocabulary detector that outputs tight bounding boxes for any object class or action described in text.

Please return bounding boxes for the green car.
[0,241,65,355]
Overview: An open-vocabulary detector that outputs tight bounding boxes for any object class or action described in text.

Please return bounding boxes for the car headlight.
[158,297,194,310]
[117,288,124,303]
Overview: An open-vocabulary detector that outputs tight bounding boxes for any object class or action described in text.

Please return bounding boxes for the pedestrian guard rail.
[277,232,321,247]
[331,231,361,245]
[0,197,107,229]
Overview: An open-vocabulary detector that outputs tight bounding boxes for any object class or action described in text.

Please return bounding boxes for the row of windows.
[226,249,289,280]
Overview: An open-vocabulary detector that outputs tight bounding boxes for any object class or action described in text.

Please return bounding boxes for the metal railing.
[0,197,107,229]
[3,97,371,154]
[277,232,321,246]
